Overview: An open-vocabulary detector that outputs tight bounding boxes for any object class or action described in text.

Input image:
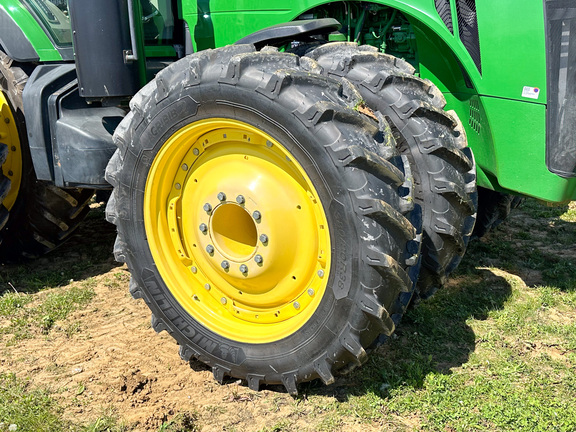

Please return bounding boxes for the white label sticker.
[522,86,541,100]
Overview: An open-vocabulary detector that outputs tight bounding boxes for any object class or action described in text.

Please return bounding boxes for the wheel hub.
[145,119,330,343]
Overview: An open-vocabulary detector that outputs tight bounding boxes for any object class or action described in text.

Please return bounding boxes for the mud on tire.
[305,42,477,300]
[105,45,422,394]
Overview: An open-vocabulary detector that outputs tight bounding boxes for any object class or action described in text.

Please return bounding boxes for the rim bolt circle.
[239,264,248,274]
[206,244,214,254]
[217,192,226,201]
[221,260,230,270]
[259,234,268,244]
[254,254,263,264]
[236,195,245,204]
[203,203,212,212]
[199,223,208,233]
[253,211,261,221]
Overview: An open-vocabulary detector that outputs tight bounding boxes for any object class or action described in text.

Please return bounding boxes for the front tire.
[106,45,422,393]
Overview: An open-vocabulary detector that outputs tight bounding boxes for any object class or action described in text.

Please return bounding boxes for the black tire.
[472,187,523,238]
[105,45,422,394]
[0,50,94,260]
[305,43,477,300]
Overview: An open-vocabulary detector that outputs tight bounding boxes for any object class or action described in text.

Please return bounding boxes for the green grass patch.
[0,373,69,432]
[0,285,96,343]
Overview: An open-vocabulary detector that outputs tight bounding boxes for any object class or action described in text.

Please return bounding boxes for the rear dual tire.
[305,43,477,299]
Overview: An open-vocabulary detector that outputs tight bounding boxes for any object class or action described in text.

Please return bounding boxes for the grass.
[0,284,96,343]
[0,199,575,431]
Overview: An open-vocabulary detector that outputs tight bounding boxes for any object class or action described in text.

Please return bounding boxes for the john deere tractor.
[0,0,573,393]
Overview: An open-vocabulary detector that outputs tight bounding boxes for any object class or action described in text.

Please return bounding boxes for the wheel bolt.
[206,244,214,254]
[221,297,227,305]
[221,260,230,270]
[259,234,268,244]
[236,195,245,204]
[181,163,188,171]
[203,203,212,212]
[191,266,197,274]
[193,148,199,156]
[293,302,300,310]
[317,269,325,278]
[254,254,263,264]
[217,192,226,201]
[253,211,261,221]
[205,283,211,291]
[239,264,248,274]
[199,223,208,233]
[308,288,315,296]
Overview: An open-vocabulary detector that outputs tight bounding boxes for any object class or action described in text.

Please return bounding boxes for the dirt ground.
[0,205,403,431]
[0,200,573,431]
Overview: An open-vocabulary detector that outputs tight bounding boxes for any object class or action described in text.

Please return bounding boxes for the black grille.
[435,0,453,34]
[456,0,482,74]
[469,96,482,134]
[545,0,576,177]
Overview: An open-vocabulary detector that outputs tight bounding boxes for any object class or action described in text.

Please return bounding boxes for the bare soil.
[0,205,401,431]
[0,200,574,431]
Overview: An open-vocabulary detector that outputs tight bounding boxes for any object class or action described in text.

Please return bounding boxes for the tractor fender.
[0,7,39,62]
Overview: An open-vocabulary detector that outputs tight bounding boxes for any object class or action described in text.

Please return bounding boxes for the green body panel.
[5,0,576,202]
[1,0,62,61]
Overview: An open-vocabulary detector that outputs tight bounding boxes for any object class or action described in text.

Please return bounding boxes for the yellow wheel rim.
[0,92,22,210]
[144,119,331,344]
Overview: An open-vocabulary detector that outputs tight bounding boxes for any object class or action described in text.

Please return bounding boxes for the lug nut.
[259,234,268,244]
[205,283,211,291]
[203,203,212,212]
[252,211,261,221]
[254,254,263,264]
[307,288,315,296]
[236,195,245,204]
[221,260,230,270]
[206,244,214,254]
[191,266,197,274]
[293,302,300,310]
[239,264,248,274]
[221,297,227,305]
[181,163,189,171]
[217,192,226,201]
[317,269,325,278]
[199,223,208,233]
[193,148,199,156]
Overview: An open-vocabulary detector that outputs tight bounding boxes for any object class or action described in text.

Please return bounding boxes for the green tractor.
[0,0,573,393]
